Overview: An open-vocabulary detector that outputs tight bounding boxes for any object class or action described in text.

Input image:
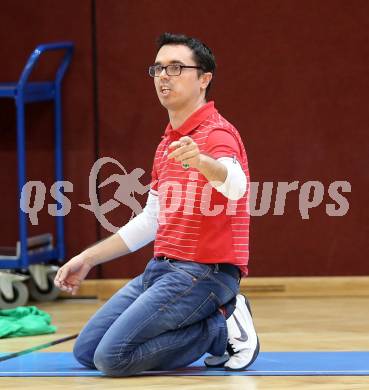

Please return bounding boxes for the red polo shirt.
[151,101,250,275]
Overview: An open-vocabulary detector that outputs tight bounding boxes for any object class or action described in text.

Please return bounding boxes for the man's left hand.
[167,136,203,169]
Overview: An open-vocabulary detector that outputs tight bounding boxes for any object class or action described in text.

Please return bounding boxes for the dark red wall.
[0,0,368,277]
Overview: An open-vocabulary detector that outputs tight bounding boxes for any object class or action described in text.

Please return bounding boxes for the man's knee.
[93,343,135,377]
[73,336,96,369]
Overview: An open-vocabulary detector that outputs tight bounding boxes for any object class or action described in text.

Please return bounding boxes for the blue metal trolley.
[0,42,74,308]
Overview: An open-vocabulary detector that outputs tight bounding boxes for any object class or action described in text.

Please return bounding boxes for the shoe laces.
[226,342,236,356]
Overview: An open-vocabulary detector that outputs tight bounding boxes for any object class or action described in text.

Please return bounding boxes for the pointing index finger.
[168,141,181,150]
[179,136,192,145]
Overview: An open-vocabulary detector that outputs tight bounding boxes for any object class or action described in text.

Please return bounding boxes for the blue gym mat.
[0,352,368,376]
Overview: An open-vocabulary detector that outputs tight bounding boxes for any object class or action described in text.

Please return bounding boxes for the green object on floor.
[0,306,57,338]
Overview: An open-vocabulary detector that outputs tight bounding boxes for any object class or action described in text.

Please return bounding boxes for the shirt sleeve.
[212,157,247,200]
[150,163,158,192]
[117,192,159,252]
[204,129,242,160]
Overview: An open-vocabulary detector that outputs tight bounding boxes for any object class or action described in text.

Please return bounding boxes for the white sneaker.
[223,294,260,370]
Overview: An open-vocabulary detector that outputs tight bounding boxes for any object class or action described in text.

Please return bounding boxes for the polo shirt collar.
[164,101,217,136]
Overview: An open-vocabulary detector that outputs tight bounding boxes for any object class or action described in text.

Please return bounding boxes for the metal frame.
[0,42,74,269]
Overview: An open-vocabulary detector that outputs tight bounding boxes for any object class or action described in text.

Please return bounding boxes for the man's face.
[153,44,208,111]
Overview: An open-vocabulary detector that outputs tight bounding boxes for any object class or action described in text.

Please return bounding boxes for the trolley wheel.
[28,272,60,302]
[0,281,29,309]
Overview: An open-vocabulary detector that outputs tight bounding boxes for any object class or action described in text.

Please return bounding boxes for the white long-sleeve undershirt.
[117,157,247,252]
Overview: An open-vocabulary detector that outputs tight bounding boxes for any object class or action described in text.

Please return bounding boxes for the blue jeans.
[73,258,240,376]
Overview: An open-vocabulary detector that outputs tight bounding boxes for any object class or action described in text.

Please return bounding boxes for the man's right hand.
[54,255,93,295]
[54,233,131,295]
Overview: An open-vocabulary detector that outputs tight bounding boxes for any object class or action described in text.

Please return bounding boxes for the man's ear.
[200,72,213,91]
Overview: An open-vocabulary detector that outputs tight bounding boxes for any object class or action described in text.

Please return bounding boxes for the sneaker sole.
[204,353,230,368]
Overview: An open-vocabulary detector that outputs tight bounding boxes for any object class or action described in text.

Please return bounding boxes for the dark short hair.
[156,32,216,96]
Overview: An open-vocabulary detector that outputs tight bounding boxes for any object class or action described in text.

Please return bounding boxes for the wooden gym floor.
[1,295,369,389]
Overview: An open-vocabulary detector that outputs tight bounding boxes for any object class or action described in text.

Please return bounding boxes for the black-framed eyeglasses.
[148,64,203,77]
